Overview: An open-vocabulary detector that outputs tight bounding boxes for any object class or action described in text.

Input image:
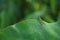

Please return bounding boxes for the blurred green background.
[0,0,60,40]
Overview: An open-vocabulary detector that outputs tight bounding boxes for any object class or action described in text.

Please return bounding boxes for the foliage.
[0,0,60,40]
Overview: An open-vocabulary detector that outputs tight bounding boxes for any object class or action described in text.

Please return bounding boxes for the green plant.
[0,0,60,40]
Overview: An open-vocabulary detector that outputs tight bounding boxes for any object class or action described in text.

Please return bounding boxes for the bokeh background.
[0,0,60,40]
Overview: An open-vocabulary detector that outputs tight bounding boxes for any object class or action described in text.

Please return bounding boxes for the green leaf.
[50,0,56,13]
[0,19,60,40]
